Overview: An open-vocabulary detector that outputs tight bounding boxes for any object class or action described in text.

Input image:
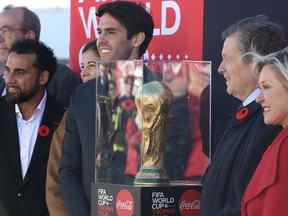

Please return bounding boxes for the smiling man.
[59,1,155,216]
[96,2,151,61]
[96,13,136,60]
[201,15,287,216]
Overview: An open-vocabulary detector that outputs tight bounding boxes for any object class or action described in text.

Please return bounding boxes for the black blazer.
[0,96,64,216]
[201,101,281,216]
[59,81,96,216]
[0,78,4,95]
[46,63,81,108]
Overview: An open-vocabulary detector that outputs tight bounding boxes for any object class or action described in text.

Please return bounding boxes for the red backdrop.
[69,0,204,73]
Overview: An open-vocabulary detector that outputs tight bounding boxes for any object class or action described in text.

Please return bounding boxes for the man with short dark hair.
[0,6,81,107]
[0,39,64,216]
[96,1,154,60]
[201,15,287,216]
[59,1,155,215]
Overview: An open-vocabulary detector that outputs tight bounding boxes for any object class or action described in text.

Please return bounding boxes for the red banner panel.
[69,0,204,73]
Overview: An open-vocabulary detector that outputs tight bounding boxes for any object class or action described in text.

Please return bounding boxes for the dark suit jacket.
[59,68,157,216]
[0,96,64,216]
[46,63,81,108]
[0,77,4,95]
[201,101,281,216]
[59,81,95,216]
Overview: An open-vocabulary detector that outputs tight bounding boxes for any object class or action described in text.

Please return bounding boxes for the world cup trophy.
[134,81,173,185]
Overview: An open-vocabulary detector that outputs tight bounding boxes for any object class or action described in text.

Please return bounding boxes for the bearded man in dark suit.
[0,39,64,216]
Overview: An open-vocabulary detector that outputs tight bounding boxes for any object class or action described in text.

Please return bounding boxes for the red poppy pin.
[235,107,249,121]
[121,99,136,112]
[38,124,50,137]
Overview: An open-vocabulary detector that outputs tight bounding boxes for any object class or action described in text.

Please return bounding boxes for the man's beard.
[5,84,40,105]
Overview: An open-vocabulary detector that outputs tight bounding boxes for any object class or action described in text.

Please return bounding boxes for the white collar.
[242,88,261,107]
[15,90,47,121]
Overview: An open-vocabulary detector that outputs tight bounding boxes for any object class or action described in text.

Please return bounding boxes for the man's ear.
[24,30,37,40]
[131,32,145,48]
[39,70,49,86]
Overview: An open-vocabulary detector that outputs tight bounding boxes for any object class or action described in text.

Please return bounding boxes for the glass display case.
[92,60,211,216]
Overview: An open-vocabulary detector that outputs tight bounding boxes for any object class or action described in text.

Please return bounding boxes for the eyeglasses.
[0,26,26,37]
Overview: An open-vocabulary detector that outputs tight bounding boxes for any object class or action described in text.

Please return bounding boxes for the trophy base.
[91,179,202,216]
[134,167,169,185]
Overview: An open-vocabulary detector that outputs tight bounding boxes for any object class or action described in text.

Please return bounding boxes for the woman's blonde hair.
[243,47,288,89]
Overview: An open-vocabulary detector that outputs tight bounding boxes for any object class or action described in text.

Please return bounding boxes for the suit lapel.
[1,102,23,184]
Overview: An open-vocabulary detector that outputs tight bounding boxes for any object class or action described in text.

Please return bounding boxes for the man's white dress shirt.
[15,91,47,178]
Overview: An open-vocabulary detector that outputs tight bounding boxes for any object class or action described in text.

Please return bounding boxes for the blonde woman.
[242,47,288,216]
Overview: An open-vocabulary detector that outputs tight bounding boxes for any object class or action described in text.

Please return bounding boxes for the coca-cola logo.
[116,189,134,216]
[179,190,201,216]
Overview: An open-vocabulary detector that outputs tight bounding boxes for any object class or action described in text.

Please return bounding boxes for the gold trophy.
[134,81,173,185]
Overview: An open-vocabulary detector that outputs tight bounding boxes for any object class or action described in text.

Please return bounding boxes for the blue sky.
[0,1,70,59]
